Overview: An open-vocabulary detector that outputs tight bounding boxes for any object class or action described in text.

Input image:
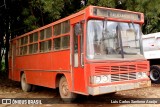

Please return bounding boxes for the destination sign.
[93,8,141,21]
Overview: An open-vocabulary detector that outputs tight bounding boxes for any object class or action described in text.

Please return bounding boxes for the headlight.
[91,75,111,84]
[101,75,108,83]
[136,72,148,79]
[95,76,101,83]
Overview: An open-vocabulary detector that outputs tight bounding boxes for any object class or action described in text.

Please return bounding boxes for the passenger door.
[71,15,86,93]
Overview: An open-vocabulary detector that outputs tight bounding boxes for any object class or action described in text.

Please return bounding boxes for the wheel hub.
[150,69,160,81]
[62,82,69,96]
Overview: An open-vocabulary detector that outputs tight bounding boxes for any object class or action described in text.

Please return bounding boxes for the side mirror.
[74,23,82,36]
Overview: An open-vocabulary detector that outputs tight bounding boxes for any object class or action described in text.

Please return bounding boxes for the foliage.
[87,0,116,8]
[1,61,5,72]
[87,0,160,34]
[20,0,65,31]
[1,0,160,74]
[121,0,160,34]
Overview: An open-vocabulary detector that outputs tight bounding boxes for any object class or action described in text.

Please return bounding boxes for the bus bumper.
[88,80,151,96]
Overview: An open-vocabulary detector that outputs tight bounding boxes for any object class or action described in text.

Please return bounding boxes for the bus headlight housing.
[136,72,148,79]
[91,75,111,84]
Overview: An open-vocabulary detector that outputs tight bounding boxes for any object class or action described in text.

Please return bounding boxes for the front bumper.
[88,80,151,95]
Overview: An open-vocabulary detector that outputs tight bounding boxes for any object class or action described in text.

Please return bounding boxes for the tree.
[2,0,160,74]
[0,0,82,73]
[0,0,7,73]
[87,0,160,34]
[20,0,65,31]
[20,0,82,32]
[112,0,160,34]
[0,0,24,73]
[87,0,115,8]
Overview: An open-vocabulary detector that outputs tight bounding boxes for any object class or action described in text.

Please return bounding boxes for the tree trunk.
[0,22,4,72]
[0,47,2,71]
[5,14,10,76]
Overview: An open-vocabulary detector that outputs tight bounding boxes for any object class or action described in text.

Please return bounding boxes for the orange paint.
[9,6,150,96]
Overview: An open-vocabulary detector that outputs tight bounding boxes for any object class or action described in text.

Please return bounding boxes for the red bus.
[9,6,151,101]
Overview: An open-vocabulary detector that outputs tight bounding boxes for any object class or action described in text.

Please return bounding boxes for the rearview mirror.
[74,23,82,36]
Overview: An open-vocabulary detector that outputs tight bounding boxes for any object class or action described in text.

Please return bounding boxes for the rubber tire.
[21,73,32,92]
[107,92,116,95]
[150,65,160,84]
[59,76,77,102]
[31,85,37,91]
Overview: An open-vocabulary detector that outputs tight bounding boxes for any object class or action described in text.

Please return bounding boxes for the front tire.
[150,65,160,84]
[59,76,77,102]
[21,73,32,92]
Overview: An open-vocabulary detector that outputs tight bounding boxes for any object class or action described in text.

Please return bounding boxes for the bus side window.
[74,25,79,53]
[73,25,79,67]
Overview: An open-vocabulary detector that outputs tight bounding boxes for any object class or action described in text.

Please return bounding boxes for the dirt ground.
[0,76,160,107]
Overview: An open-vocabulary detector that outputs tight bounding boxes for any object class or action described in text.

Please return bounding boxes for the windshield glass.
[87,20,143,60]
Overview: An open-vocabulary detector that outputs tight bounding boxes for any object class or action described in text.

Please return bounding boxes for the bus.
[9,5,151,101]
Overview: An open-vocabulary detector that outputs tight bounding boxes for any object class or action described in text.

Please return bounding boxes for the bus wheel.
[150,65,160,84]
[21,73,32,92]
[59,76,77,102]
[107,92,116,95]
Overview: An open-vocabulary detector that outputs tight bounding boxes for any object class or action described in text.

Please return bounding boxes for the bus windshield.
[87,20,144,60]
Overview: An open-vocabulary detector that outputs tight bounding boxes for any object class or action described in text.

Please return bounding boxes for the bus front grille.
[94,62,148,82]
[111,72,136,82]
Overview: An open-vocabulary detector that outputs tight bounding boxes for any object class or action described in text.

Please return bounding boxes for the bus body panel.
[8,5,150,96]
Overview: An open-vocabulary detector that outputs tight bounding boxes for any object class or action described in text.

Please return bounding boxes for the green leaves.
[122,0,160,34]
[6,0,160,34]
[87,0,115,8]
[24,15,38,30]
[43,0,64,21]
[87,0,160,34]
[21,0,64,31]
[0,61,5,72]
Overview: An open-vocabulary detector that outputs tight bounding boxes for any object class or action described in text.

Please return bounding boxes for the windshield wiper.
[116,23,124,58]
[102,18,108,40]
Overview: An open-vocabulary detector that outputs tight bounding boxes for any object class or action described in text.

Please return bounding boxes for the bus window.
[73,25,78,67]
[30,32,38,43]
[29,43,38,54]
[20,46,27,55]
[40,27,52,40]
[54,38,61,50]
[54,23,61,36]
[40,40,52,52]
[62,36,70,49]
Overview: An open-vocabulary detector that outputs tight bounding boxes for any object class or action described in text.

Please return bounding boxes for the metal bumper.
[88,80,151,95]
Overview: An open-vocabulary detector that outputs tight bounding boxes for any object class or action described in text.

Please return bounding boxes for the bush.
[1,61,5,72]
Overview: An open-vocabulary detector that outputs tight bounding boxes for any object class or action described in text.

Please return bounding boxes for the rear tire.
[21,73,32,92]
[59,76,77,102]
[150,65,160,84]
